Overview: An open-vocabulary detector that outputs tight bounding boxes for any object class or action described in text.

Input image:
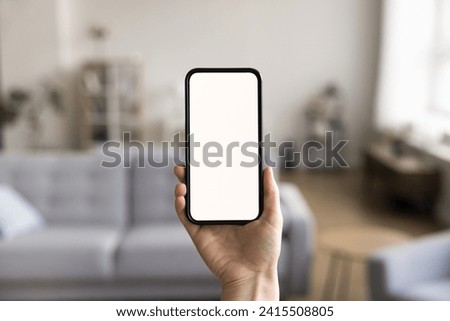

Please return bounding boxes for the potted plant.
[0,89,30,149]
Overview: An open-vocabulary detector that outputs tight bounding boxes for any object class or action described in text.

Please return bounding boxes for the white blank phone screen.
[188,71,260,222]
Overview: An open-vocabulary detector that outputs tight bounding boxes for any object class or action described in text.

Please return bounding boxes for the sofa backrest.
[131,149,179,224]
[130,147,281,224]
[0,153,127,226]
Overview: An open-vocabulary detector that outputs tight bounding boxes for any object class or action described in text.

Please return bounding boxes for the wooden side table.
[320,226,411,300]
[363,145,441,211]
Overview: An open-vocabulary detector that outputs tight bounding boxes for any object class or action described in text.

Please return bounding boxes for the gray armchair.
[368,231,450,300]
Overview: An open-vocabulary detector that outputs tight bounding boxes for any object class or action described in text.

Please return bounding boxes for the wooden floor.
[280,169,442,301]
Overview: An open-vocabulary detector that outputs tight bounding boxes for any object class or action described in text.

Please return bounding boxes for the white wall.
[1,0,381,165]
[0,0,74,149]
[1,0,59,88]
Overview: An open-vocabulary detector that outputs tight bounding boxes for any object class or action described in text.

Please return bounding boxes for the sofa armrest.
[279,182,315,296]
[368,231,450,300]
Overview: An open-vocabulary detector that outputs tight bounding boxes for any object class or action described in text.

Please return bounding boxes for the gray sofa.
[0,151,314,300]
[368,231,450,300]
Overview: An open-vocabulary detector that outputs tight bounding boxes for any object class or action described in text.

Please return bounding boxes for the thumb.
[262,167,282,222]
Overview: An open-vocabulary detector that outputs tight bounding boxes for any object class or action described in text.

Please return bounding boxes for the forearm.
[220,270,280,301]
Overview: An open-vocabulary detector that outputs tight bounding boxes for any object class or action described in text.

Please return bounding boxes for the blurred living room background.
[0,0,449,301]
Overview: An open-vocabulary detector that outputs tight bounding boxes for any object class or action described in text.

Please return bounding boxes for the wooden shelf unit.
[78,58,144,148]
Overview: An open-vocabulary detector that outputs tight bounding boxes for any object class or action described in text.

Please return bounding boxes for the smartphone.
[185,68,263,224]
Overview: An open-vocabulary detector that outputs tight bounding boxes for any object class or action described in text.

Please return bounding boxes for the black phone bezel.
[185,67,263,225]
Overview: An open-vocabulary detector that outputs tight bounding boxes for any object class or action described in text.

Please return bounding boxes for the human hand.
[174,165,283,300]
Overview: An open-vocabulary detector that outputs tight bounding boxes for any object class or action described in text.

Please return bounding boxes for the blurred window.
[433,0,450,114]
[376,0,450,140]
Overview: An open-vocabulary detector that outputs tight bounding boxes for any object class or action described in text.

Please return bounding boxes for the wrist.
[220,270,279,301]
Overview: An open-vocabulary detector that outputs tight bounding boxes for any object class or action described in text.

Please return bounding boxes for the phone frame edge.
[184,67,263,225]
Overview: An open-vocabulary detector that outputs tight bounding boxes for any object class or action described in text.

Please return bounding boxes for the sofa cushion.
[117,224,214,279]
[0,153,127,226]
[117,224,290,282]
[395,280,450,300]
[0,185,45,239]
[0,226,121,281]
[132,151,179,223]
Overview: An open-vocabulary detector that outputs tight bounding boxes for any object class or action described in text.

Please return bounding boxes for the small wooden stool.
[320,226,411,300]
